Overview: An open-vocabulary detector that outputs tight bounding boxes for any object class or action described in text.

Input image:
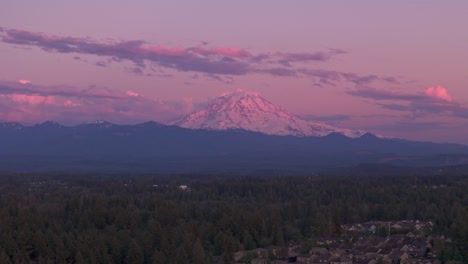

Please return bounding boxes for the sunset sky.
[1,1,468,143]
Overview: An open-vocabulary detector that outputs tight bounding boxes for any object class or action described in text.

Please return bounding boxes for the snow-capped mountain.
[34,121,65,128]
[78,120,115,128]
[175,89,365,137]
[0,122,24,130]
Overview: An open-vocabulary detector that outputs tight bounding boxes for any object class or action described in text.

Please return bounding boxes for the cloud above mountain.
[1,27,396,86]
[0,81,135,100]
[424,86,452,102]
[348,85,468,119]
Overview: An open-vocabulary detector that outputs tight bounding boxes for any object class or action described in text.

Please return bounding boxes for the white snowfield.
[79,120,114,128]
[175,89,366,138]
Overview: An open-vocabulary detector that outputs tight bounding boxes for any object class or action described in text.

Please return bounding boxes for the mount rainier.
[175,89,365,138]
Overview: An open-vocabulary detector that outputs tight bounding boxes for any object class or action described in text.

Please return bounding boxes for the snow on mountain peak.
[0,122,24,130]
[79,120,114,127]
[175,89,366,138]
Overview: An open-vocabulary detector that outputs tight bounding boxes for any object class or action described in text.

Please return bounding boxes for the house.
[385,249,405,263]
[233,251,246,262]
[310,247,329,255]
[365,247,381,255]
[406,231,420,238]
[338,243,354,252]
[297,254,314,263]
[251,259,268,264]
[378,246,392,255]
[400,252,409,261]
[310,254,331,264]
[178,185,189,191]
[254,248,269,259]
[330,249,347,257]
[328,256,352,264]
[364,252,381,261]
[401,244,409,252]
[267,245,284,256]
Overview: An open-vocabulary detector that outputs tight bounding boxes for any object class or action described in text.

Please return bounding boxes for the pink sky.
[1,1,468,144]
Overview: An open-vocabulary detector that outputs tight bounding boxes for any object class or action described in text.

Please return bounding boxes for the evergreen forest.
[0,173,467,263]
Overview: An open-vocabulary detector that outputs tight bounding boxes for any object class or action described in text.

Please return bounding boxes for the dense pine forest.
[0,173,467,263]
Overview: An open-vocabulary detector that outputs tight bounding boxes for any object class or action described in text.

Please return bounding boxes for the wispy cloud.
[95,61,108,67]
[300,114,352,122]
[0,80,195,124]
[18,79,31,84]
[299,114,352,126]
[8,94,55,105]
[362,121,452,139]
[126,90,139,97]
[1,27,396,86]
[0,80,134,100]
[348,85,468,119]
[276,49,345,66]
[0,28,253,76]
[258,68,298,77]
[347,86,422,101]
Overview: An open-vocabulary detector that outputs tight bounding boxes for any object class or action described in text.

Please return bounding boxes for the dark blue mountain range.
[1,121,468,173]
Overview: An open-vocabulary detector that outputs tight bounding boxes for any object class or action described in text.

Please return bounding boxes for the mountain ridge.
[1,119,468,173]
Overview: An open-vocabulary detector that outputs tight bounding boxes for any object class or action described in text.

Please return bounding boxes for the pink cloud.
[10,94,55,105]
[0,80,197,125]
[0,80,138,100]
[0,95,194,125]
[18,79,31,84]
[0,108,32,124]
[126,90,139,97]
[348,86,468,119]
[424,85,452,102]
[64,100,80,107]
